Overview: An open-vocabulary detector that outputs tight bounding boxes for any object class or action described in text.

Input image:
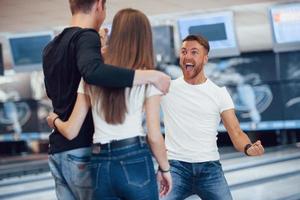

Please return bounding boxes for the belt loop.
[107,142,111,152]
[92,143,101,154]
[139,136,143,147]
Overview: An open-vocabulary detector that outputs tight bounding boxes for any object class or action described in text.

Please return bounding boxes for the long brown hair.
[88,8,154,124]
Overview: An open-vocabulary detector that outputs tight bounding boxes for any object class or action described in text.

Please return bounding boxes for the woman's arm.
[47,93,91,140]
[145,95,172,196]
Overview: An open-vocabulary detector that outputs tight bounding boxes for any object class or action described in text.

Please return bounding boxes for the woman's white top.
[77,79,162,144]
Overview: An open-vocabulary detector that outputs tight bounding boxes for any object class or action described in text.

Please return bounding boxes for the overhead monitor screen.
[178,11,239,58]
[270,3,300,52]
[8,32,53,72]
[189,23,227,41]
[0,44,3,76]
[152,25,176,65]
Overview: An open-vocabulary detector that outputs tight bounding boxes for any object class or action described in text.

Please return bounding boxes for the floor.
[1,145,300,200]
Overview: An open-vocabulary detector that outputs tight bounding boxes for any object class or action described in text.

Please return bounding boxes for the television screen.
[278,50,300,81]
[189,23,227,41]
[0,43,3,76]
[152,25,176,64]
[270,2,300,52]
[7,32,53,72]
[206,51,285,131]
[0,99,38,135]
[233,83,284,130]
[207,51,278,86]
[217,83,285,131]
[178,11,239,58]
[282,82,300,129]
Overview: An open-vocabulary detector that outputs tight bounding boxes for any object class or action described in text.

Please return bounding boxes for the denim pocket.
[169,160,189,173]
[121,156,151,187]
[203,160,223,175]
[208,160,222,168]
[67,154,95,188]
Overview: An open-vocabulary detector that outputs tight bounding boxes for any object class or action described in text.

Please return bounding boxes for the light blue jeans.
[48,147,93,200]
[162,160,232,200]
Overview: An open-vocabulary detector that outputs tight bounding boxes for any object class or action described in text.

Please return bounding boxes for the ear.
[97,0,104,11]
[204,54,209,65]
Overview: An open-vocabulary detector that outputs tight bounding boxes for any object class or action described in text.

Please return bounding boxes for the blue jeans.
[162,160,232,200]
[91,139,159,200]
[48,147,93,200]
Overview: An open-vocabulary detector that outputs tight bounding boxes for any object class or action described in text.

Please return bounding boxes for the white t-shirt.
[161,77,234,163]
[78,79,162,144]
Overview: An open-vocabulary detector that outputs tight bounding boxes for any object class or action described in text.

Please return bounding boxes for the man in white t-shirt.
[160,35,264,200]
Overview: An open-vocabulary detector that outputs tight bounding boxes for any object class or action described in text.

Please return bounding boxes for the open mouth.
[185,62,194,72]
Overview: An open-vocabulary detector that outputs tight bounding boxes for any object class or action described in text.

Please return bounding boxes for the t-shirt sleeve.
[219,87,235,113]
[77,78,86,94]
[145,84,163,98]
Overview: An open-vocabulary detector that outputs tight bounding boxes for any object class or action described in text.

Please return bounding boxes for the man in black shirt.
[43,0,171,199]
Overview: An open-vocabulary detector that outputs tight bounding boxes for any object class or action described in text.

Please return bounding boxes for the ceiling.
[0,0,291,33]
[0,0,298,67]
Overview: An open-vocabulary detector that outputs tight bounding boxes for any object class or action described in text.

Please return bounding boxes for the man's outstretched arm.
[76,30,170,93]
[221,109,264,156]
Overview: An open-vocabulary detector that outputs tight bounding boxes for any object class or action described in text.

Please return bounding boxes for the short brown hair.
[69,0,106,15]
[183,35,210,53]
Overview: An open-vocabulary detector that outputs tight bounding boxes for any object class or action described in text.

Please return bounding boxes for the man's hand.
[246,140,264,156]
[99,27,109,55]
[150,70,171,94]
[157,171,172,197]
[133,70,171,94]
[99,27,109,47]
[47,112,58,129]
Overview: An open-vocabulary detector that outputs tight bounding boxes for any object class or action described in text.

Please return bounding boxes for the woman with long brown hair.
[47,8,172,200]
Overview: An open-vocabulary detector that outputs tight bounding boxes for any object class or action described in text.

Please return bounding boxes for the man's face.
[179,40,208,80]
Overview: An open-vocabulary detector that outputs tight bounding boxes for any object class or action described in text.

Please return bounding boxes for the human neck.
[71,13,98,30]
[184,73,207,85]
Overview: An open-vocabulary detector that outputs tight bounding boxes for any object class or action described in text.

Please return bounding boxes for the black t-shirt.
[43,27,135,154]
